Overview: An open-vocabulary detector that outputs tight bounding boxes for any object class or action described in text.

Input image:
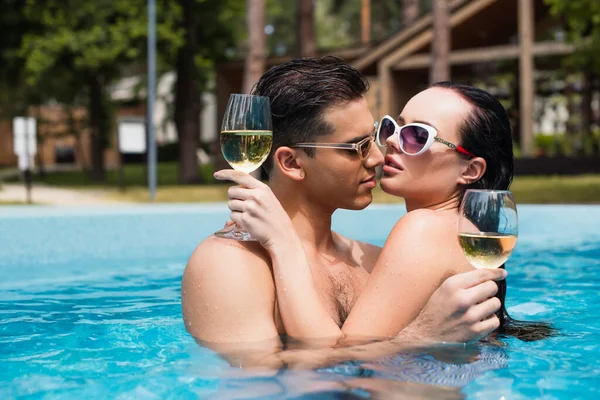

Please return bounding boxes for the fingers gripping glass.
[376,115,476,157]
[292,123,378,160]
[215,94,273,241]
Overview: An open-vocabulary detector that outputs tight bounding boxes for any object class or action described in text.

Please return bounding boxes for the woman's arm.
[341,208,493,338]
[214,170,343,339]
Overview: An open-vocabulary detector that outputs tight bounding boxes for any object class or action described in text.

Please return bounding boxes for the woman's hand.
[214,169,294,250]
[398,268,507,344]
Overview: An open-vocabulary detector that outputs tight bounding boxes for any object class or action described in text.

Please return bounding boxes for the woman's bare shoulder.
[388,208,445,238]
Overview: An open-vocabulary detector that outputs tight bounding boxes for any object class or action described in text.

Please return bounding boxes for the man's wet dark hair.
[252,56,370,174]
[431,82,557,342]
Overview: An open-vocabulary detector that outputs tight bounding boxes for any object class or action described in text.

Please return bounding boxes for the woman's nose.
[385,130,400,152]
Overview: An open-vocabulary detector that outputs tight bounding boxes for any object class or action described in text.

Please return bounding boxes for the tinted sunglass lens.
[359,138,371,158]
[377,118,396,146]
[400,126,429,154]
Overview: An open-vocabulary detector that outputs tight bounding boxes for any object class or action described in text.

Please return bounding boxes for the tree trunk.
[242,0,266,94]
[297,0,316,58]
[512,70,522,149]
[581,70,593,155]
[565,76,576,156]
[89,75,106,182]
[174,0,201,184]
[402,0,420,27]
[593,75,600,155]
[361,0,371,46]
[430,0,451,83]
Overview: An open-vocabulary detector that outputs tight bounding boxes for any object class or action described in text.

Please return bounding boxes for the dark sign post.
[147,0,157,201]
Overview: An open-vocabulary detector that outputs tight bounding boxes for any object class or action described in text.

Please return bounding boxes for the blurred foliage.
[546,0,600,71]
[4,161,215,187]
[7,163,600,204]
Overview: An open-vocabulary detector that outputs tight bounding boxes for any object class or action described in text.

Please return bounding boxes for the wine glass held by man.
[215,94,273,241]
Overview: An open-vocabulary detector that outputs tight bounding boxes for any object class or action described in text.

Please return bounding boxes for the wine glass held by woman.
[458,189,518,270]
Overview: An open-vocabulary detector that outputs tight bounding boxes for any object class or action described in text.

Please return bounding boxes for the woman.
[216,82,553,341]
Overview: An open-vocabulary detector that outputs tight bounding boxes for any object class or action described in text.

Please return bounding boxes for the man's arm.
[181,236,280,343]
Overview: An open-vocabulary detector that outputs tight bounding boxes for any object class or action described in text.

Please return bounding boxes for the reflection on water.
[0,259,506,399]
[1,205,599,399]
[199,335,507,399]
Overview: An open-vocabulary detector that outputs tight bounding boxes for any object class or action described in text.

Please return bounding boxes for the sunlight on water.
[1,205,599,399]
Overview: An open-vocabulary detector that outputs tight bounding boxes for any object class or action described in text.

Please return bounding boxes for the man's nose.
[364,141,384,168]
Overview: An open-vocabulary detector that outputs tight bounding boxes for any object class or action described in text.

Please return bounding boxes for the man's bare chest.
[271,249,374,333]
[310,259,370,326]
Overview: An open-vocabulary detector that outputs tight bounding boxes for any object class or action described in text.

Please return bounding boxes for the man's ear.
[458,157,486,185]
[273,146,305,181]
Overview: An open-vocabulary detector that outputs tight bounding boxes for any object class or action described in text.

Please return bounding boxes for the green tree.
[546,0,600,154]
[174,0,244,183]
[18,0,183,181]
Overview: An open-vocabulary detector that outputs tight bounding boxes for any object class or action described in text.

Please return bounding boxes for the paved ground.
[0,183,129,206]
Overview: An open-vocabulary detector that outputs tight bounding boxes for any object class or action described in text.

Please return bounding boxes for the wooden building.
[215,0,574,158]
[0,0,578,170]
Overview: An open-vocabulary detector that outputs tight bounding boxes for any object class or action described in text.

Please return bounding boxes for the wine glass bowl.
[458,190,518,269]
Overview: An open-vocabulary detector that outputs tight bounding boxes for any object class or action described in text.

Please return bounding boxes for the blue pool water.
[1,204,599,399]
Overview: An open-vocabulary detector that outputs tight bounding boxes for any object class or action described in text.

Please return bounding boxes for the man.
[181,57,504,368]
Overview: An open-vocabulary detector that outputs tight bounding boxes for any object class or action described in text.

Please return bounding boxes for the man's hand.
[214,169,294,250]
[400,268,507,343]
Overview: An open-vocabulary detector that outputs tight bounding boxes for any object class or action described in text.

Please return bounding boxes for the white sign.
[17,155,35,170]
[118,119,147,153]
[13,117,37,156]
[13,117,37,170]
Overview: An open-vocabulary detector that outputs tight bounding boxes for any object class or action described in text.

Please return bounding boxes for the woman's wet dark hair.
[430,81,514,199]
[430,82,557,341]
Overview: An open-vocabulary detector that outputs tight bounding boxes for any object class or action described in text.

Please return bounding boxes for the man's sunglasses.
[292,122,378,161]
[376,115,476,157]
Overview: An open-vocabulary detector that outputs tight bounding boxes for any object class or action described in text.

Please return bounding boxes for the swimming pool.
[1,204,599,399]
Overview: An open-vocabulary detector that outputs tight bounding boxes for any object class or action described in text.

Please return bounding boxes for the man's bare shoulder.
[333,231,382,272]
[181,235,277,341]
[183,235,272,285]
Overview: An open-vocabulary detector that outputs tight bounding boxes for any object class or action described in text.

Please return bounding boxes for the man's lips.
[384,155,404,171]
[361,175,376,183]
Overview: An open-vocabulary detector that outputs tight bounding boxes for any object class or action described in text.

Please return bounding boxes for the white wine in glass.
[215,94,273,241]
[458,190,518,269]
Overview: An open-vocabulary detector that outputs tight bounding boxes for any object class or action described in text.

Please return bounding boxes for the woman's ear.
[273,146,305,181]
[458,156,486,185]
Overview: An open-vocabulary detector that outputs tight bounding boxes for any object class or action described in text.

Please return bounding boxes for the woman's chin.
[380,177,403,197]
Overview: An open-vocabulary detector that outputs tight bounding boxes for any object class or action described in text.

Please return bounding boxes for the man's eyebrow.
[345,134,370,144]
[344,123,376,143]
[398,115,438,131]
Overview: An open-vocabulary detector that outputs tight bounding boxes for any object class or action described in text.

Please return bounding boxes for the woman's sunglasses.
[376,115,476,157]
[292,122,378,161]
